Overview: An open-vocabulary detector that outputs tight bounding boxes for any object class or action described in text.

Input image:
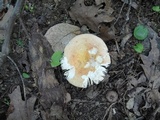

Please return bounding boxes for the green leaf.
[24,5,29,10]
[51,51,63,67]
[22,73,30,79]
[152,6,160,12]
[134,25,148,40]
[133,43,144,53]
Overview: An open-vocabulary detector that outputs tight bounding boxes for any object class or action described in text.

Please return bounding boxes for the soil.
[0,0,160,120]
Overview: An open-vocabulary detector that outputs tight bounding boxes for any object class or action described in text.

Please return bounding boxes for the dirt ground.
[0,0,160,120]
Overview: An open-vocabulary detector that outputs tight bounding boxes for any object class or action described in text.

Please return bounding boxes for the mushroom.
[61,34,111,88]
[106,90,118,103]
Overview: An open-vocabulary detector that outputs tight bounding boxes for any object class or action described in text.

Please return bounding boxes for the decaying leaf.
[124,26,160,119]
[69,0,114,32]
[7,86,36,120]
[140,31,160,85]
[146,89,160,104]
[29,24,70,119]
[45,23,81,52]
[126,97,134,109]
[95,0,113,12]
[132,94,143,116]
[138,26,160,117]
[126,87,145,116]
[98,23,115,41]
[86,86,100,99]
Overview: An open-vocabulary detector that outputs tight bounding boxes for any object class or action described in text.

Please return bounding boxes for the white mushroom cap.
[61,34,111,88]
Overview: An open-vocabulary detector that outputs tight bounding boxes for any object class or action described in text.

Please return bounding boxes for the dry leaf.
[29,24,69,119]
[139,27,160,116]
[69,0,114,32]
[137,74,146,84]
[86,86,100,99]
[7,86,36,120]
[140,31,160,82]
[128,87,145,98]
[95,0,112,10]
[133,94,143,116]
[126,97,134,109]
[98,23,115,41]
[127,76,138,91]
[146,89,160,104]
[45,23,81,52]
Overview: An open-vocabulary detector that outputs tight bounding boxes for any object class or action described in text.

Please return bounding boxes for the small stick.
[102,102,117,120]
[121,0,132,34]
[114,2,126,25]
[126,0,132,21]
[19,17,31,40]
[7,56,26,101]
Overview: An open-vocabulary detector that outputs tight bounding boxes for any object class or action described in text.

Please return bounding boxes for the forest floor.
[0,0,160,120]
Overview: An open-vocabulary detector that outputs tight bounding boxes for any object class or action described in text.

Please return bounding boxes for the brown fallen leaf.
[95,0,112,10]
[7,86,36,120]
[98,23,115,41]
[69,0,114,32]
[29,24,70,119]
[45,23,81,52]
[125,29,160,118]
[139,27,160,118]
[140,32,160,82]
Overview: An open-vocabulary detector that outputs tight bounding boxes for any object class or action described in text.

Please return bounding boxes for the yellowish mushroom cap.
[61,34,111,88]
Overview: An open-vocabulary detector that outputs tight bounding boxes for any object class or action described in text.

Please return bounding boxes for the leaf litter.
[1,0,160,119]
[125,26,160,119]
[69,0,114,32]
[29,24,71,120]
[7,86,36,120]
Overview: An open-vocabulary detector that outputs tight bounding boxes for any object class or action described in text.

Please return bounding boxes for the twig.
[72,99,106,105]
[121,0,132,34]
[19,17,31,40]
[115,40,120,53]
[102,102,117,120]
[7,56,26,101]
[126,0,132,21]
[0,0,25,66]
[114,2,126,25]
[110,54,136,71]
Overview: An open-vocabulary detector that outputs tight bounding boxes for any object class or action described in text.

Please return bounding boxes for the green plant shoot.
[24,4,34,12]
[22,73,30,79]
[134,25,148,40]
[51,51,63,67]
[152,6,160,13]
[133,43,144,53]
